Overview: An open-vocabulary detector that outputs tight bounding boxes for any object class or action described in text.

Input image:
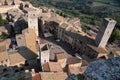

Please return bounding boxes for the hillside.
[23,0,120,28]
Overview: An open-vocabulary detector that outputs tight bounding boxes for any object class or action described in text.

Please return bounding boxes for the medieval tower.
[39,43,50,66]
[95,18,117,48]
[28,10,40,37]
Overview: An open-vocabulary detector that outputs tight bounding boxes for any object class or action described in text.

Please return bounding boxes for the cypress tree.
[4,0,8,5]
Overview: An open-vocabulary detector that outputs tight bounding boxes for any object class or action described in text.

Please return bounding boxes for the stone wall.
[0,5,19,13]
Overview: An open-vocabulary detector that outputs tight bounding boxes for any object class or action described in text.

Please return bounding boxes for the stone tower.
[28,10,40,36]
[39,43,50,66]
[95,18,117,48]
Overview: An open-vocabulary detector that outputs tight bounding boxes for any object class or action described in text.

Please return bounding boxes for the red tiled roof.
[32,74,41,80]
[43,62,63,72]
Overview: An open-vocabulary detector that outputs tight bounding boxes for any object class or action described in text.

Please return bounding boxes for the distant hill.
[23,0,120,28]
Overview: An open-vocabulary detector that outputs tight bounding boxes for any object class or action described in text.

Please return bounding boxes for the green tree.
[0,32,9,41]
[0,14,4,26]
[4,0,8,5]
[11,0,15,5]
[0,14,2,25]
[109,28,120,43]
[3,19,8,25]
[0,14,9,26]
[19,3,24,10]
[25,4,29,8]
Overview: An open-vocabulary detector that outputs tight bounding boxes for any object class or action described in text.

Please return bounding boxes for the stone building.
[22,28,38,54]
[56,53,68,68]
[28,9,42,37]
[43,62,63,72]
[27,7,117,62]
[0,41,9,66]
[37,72,68,80]
[67,60,88,75]
[84,44,109,59]
[0,28,39,69]
[39,43,50,66]
[41,18,116,59]
[8,28,38,67]
[57,23,69,40]
[7,9,24,22]
[95,18,117,48]
[55,53,88,74]
[67,18,82,32]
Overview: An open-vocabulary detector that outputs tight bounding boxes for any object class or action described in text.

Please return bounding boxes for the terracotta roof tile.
[39,72,68,80]
[66,57,82,65]
[32,74,41,80]
[43,62,63,72]
[56,53,67,60]
[0,41,8,61]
